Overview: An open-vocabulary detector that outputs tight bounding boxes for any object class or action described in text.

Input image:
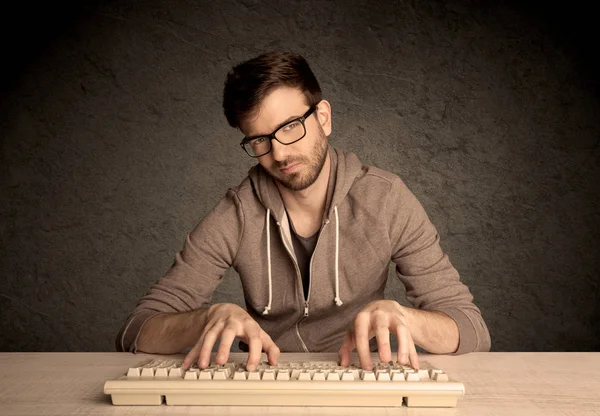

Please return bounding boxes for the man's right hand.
[181,303,280,371]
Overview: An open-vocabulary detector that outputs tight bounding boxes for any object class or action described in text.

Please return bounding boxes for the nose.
[270,139,289,162]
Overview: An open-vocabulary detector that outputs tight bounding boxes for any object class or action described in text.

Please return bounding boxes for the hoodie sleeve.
[386,177,491,354]
[115,189,245,352]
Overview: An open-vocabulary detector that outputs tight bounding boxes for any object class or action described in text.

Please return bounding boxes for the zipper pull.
[304,301,309,317]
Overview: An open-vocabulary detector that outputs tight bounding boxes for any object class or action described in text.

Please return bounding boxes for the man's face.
[242,87,331,191]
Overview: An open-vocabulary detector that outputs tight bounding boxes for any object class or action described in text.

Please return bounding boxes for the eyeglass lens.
[245,119,306,156]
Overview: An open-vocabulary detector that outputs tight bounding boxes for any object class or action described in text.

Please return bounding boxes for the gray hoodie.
[117,147,491,354]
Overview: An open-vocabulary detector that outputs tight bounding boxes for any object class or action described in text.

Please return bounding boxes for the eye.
[252,137,268,145]
[283,121,299,131]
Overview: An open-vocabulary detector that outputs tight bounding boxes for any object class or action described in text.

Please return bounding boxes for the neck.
[277,153,331,219]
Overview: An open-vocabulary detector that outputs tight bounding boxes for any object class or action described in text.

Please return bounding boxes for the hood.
[247,146,363,223]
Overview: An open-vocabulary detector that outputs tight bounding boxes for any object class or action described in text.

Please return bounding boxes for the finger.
[260,330,280,366]
[338,331,355,367]
[408,333,420,370]
[182,341,202,370]
[215,325,237,365]
[375,324,392,363]
[245,328,263,371]
[396,324,410,366]
[182,325,213,370]
[354,313,373,370]
[198,326,220,368]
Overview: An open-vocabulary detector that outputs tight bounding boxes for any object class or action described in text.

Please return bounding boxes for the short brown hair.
[222,51,322,129]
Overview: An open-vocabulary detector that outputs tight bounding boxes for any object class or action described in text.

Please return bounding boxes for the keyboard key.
[262,369,275,380]
[341,371,354,381]
[298,371,312,381]
[391,371,405,381]
[184,370,198,380]
[312,371,326,381]
[276,370,290,381]
[326,371,340,381]
[140,368,154,378]
[247,371,260,381]
[362,371,376,381]
[432,371,449,382]
[168,368,183,378]
[406,372,420,381]
[376,371,391,381]
[418,369,430,380]
[213,369,228,380]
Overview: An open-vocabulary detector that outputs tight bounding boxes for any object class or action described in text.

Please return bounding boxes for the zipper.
[278,219,330,352]
[277,223,310,352]
[294,221,330,351]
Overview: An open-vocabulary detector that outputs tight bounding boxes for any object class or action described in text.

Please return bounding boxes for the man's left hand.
[338,300,419,370]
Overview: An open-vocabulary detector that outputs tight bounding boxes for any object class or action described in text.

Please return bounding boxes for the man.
[117,51,491,372]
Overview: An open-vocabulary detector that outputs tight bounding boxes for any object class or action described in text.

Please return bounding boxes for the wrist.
[193,307,210,329]
[397,303,415,333]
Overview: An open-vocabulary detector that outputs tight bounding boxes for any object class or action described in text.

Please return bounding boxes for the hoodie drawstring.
[262,208,272,315]
[333,206,343,306]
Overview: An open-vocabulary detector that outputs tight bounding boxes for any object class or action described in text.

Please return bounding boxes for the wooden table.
[1,352,599,415]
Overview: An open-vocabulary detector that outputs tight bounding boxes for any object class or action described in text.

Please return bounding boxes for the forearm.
[136,308,209,354]
[400,305,459,354]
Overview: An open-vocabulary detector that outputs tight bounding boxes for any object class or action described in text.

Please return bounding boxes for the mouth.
[279,162,301,175]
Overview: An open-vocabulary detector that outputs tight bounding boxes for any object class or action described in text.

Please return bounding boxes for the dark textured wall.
[1,0,598,353]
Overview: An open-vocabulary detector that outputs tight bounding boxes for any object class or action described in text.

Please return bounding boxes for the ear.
[315,99,332,136]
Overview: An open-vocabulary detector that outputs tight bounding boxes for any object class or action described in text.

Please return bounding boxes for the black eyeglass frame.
[239,105,318,157]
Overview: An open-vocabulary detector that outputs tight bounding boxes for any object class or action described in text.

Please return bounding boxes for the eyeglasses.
[239,105,317,157]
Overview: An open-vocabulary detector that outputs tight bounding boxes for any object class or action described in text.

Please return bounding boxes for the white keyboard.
[104,354,464,407]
